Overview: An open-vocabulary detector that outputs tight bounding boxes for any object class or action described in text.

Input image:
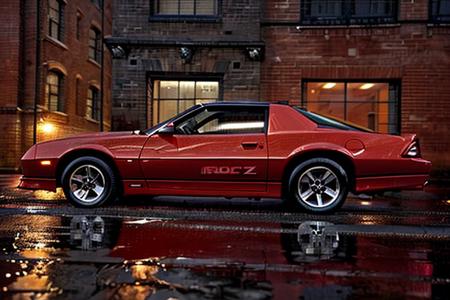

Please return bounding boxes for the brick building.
[109,0,450,175]
[0,0,112,171]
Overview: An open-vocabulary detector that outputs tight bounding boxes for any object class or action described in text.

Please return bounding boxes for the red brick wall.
[261,0,450,172]
[0,0,21,107]
[0,0,112,170]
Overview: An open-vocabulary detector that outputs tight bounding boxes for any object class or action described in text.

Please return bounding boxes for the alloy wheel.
[297,166,340,208]
[69,164,106,204]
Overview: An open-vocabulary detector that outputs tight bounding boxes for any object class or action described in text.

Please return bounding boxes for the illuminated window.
[151,0,218,17]
[300,0,397,25]
[48,0,64,41]
[45,71,65,112]
[89,27,101,63]
[87,87,100,121]
[430,0,450,23]
[152,80,220,125]
[303,81,400,134]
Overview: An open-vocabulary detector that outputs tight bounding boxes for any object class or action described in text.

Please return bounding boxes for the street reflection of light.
[360,215,377,225]
[130,265,159,281]
[125,219,152,225]
[34,242,47,249]
[360,201,371,206]
[33,189,65,200]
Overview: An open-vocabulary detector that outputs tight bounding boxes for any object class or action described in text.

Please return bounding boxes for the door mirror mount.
[158,123,175,135]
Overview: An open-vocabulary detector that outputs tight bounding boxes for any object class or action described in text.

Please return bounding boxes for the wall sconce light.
[245,47,264,61]
[179,47,194,63]
[111,45,127,58]
[40,122,55,134]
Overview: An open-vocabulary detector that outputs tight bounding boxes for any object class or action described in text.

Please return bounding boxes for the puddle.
[0,214,450,299]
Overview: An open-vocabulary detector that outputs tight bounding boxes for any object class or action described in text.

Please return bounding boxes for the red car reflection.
[19,102,431,212]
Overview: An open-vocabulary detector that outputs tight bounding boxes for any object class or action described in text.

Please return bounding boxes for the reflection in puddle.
[0,215,450,299]
[297,221,339,260]
[70,216,105,250]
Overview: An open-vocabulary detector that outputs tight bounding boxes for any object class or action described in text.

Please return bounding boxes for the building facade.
[0,0,112,171]
[109,0,450,175]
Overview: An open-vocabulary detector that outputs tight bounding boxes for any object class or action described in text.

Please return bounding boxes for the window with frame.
[45,71,65,112]
[89,27,101,63]
[86,87,100,121]
[48,0,64,41]
[175,107,266,135]
[300,0,398,25]
[430,0,450,23]
[151,0,218,18]
[152,80,220,125]
[302,81,400,134]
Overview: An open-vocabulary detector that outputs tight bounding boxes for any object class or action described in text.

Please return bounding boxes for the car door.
[140,105,269,192]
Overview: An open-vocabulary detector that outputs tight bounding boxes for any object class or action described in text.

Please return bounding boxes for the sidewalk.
[0,174,20,189]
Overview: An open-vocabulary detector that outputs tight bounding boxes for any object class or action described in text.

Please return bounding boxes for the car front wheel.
[288,158,348,213]
[61,156,116,208]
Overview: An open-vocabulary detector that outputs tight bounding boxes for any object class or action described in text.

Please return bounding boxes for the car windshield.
[144,104,202,134]
[294,107,373,132]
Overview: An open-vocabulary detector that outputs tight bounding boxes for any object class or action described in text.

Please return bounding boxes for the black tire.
[287,158,348,213]
[61,156,117,208]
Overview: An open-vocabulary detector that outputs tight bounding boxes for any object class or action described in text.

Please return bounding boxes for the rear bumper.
[18,176,57,191]
[355,174,429,193]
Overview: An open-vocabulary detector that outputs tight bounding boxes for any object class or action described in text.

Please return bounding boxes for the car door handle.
[241,142,262,149]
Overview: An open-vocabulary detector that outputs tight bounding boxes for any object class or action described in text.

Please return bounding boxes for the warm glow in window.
[304,81,399,134]
[153,0,217,16]
[152,80,219,125]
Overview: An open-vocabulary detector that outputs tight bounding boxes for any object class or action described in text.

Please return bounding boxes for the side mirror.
[158,123,175,135]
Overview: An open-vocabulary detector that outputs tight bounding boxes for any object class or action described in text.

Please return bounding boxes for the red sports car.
[19,102,431,212]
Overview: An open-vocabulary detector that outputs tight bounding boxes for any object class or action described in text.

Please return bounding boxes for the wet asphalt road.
[0,175,450,299]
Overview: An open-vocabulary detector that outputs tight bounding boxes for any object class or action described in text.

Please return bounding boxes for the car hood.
[37,131,137,145]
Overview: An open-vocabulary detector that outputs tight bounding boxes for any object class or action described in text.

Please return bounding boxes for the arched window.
[45,70,65,112]
[87,87,100,121]
[89,27,101,63]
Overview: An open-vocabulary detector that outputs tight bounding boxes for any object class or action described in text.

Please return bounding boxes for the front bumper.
[18,176,57,191]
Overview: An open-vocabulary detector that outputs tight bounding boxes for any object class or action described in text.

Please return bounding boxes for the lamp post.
[33,0,42,144]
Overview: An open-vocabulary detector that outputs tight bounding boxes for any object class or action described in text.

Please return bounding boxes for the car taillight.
[403,140,421,158]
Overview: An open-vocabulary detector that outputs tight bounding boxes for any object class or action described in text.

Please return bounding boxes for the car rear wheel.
[61,156,116,208]
[288,158,348,213]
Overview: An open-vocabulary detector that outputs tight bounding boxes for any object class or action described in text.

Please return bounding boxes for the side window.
[175,107,266,135]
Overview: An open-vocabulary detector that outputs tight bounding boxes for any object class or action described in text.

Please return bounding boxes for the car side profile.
[19,102,431,213]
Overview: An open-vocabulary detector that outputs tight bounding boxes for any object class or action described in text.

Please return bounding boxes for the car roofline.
[201,101,270,107]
